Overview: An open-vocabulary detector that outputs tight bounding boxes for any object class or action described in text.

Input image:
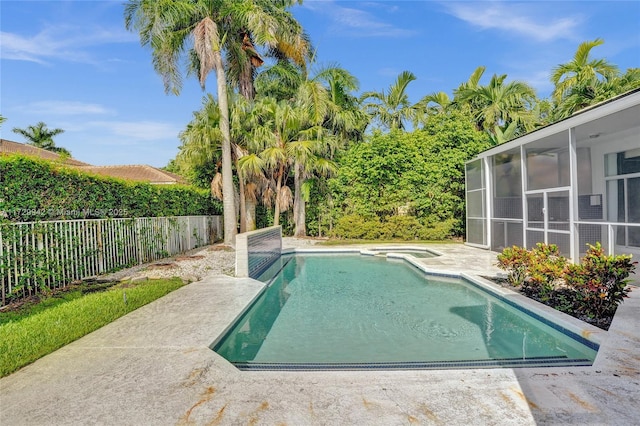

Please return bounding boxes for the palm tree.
[175,94,224,187]
[125,0,239,244]
[253,62,362,235]
[255,60,302,100]
[245,97,295,227]
[360,70,419,131]
[313,64,368,145]
[452,66,486,116]
[553,67,640,119]
[244,96,338,236]
[125,0,310,241]
[551,39,619,108]
[221,3,310,233]
[455,69,537,138]
[176,92,264,231]
[488,121,518,146]
[413,91,453,127]
[419,91,452,114]
[12,122,71,155]
[597,68,640,99]
[223,0,311,101]
[0,115,6,128]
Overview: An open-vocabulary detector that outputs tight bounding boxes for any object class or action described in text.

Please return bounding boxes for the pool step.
[233,356,592,371]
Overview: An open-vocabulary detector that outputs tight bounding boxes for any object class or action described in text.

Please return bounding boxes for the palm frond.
[211,172,223,200]
[278,185,293,211]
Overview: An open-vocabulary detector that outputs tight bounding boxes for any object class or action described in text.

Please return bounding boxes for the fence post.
[135,219,143,265]
[97,220,104,274]
[607,224,615,256]
[0,225,5,306]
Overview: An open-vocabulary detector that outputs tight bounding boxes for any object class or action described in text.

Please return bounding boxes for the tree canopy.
[160,27,638,240]
[12,122,71,156]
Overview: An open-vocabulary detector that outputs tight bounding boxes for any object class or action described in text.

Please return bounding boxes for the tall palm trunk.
[238,172,247,233]
[245,199,256,230]
[238,50,258,232]
[293,161,306,237]
[245,196,257,231]
[273,164,285,226]
[215,56,237,245]
[239,63,256,100]
[236,151,257,233]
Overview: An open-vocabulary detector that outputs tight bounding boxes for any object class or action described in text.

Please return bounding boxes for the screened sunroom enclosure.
[465,89,640,266]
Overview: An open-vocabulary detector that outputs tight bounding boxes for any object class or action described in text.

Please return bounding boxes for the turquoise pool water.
[213,254,597,370]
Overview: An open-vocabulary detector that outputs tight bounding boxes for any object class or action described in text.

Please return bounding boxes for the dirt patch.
[207,245,233,252]
[174,255,205,262]
[0,280,119,315]
[0,294,43,313]
[146,262,177,269]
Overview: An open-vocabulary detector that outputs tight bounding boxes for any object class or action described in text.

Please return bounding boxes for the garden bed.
[482,275,621,330]
[493,242,637,331]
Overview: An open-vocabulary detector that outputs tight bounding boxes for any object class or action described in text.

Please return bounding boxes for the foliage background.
[316,111,491,239]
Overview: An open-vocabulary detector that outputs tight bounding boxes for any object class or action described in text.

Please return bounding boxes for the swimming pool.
[212,254,598,370]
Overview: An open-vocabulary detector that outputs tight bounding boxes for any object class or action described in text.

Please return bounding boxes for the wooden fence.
[0,215,222,307]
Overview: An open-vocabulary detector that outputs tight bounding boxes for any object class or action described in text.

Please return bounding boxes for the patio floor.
[1,244,639,425]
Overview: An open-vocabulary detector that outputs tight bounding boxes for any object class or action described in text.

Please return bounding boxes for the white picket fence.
[0,215,222,307]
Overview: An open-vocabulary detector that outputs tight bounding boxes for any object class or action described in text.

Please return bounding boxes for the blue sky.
[1,1,639,168]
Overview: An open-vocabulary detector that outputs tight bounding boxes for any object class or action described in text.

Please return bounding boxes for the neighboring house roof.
[1,139,187,185]
[0,138,91,166]
[76,165,187,185]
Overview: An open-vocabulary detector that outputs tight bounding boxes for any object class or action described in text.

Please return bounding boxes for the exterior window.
[492,151,522,218]
[605,149,640,177]
[526,148,570,190]
[490,150,523,252]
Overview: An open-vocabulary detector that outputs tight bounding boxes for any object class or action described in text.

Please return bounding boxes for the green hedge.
[327,111,492,238]
[0,155,221,222]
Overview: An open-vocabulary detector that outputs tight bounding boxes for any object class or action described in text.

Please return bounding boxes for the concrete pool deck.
[1,243,639,425]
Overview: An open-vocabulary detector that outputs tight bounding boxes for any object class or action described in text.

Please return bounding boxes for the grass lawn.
[0,278,184,378]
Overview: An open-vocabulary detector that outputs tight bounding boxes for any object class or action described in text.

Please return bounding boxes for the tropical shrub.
[333,214,382,239]
[496,242,636,328]
[496,245,532,286]
[523,244,568,302]
[497,243,567,298]
[564,243,635,319]
[331,214,453,241]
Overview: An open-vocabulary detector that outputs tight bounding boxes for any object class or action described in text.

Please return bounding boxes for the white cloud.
[443,2,580,42]
[361,2,400,13]
[0,25,136,65]
[16,101,115,116]
[304,0,415,37]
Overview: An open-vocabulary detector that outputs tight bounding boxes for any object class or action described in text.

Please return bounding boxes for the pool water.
[213,254,597,370]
